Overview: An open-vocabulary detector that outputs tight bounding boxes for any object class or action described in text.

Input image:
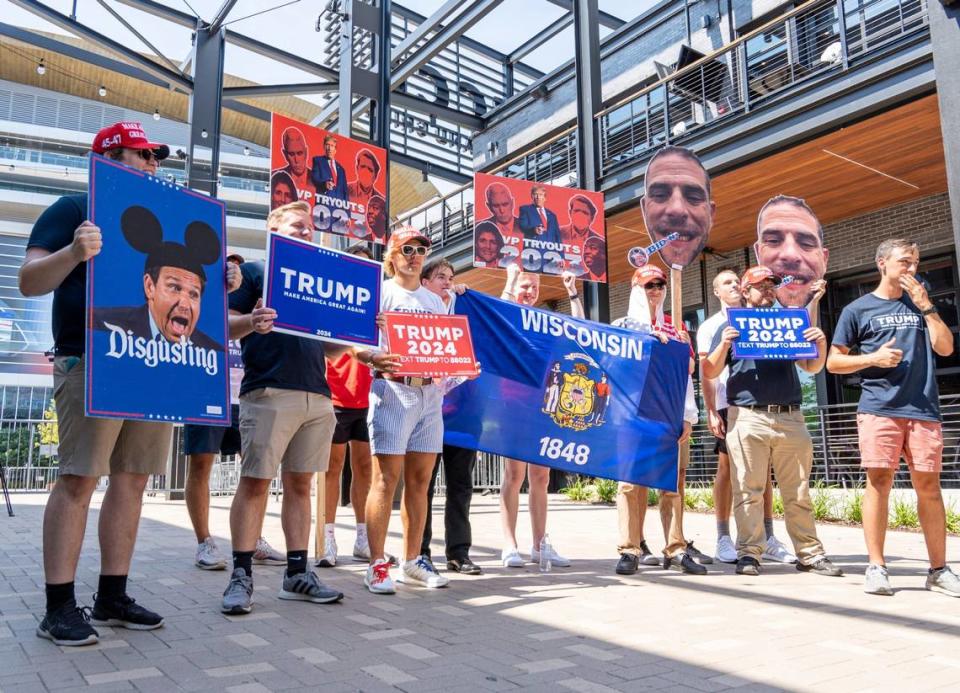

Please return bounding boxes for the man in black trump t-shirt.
[703,264,842,578]
[827,238,959,598]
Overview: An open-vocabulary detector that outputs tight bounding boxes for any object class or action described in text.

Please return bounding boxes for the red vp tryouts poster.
[383,313,478,378]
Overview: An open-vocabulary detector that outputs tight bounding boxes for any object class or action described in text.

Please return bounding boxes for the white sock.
[324,523,335,536]
[356,523,367,538]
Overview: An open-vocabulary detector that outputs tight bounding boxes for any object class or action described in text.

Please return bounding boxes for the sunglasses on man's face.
[644,281,666,290]
[136,149,161,162]
[400,244,429,257]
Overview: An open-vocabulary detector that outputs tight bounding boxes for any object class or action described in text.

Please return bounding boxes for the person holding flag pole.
[612,265,707,575]
[499,263,583,569]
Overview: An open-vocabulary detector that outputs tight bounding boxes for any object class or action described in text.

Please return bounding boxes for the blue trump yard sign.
[86,154,230,424]
[443,291,689,491]
[727,307,817,360]
[263,233,381,347]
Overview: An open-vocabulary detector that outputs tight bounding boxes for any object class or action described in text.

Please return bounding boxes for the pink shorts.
[857,413,943,473]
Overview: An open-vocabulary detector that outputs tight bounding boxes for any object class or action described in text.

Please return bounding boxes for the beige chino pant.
[617,442,689,558]
[726,406,825,565]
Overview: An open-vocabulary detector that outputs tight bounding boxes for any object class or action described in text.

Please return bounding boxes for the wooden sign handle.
[670,268,683,328]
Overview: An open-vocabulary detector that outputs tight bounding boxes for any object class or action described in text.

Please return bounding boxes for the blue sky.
[5,0,656,85]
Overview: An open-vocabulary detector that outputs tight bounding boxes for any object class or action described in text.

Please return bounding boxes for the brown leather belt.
[742,404,800,413]
[375,372,434,387]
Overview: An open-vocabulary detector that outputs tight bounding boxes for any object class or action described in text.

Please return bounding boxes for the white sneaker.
[352,535,371,562]
[715,535,737,564]
[317,535,337,568]
[252,537,286,566]
[762,535,798,564]
[364,559,396,594]
[501,548,525,568]
[397,556,449,588]
[195,537,227,570]
[531,541,571,568]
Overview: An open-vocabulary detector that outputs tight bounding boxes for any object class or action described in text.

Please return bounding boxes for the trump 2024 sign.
[727,307,817,360]
[263,233,381,347]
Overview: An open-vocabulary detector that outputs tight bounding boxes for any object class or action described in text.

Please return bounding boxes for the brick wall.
[819,193,954,272]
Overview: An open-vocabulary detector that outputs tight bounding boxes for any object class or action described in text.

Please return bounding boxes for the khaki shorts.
[239,387,335,479]
[53,356,173,477]
[858,413,943,473]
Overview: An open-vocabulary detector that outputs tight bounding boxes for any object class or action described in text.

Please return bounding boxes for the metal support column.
[573,0,609,323]
[338,0,354,139]
[186,23,225,197]
[375,0,391,201]
[930,1,960,250]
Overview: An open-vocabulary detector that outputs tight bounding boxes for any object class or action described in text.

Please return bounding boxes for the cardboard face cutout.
[640,147,713,270]
[754,198,829,307]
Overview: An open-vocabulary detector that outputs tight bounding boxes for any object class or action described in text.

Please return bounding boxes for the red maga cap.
[740,265,782,290]
[631,264,666,286]
[92,121,169,160]
[389,226,431,249]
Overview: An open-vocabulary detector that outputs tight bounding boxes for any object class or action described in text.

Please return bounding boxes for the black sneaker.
[615,553,639,575]
[36,601,99,647]
[638,540,660,566]
[91,593,164,631]
[797,556,844,577]
[736,556,761,576]
[663,552,707,575]
[686,541,714,565]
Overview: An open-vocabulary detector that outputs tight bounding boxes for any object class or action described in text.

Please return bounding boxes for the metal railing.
[393,129,580,253]
[8,394,960,495]
[598,0,929,176]
[395,182,476,252]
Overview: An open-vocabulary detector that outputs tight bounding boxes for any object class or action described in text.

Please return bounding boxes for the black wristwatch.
[568,292,579,301]
[921,306,938,316]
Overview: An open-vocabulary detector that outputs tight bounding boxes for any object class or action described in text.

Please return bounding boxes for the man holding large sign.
[222,201,384,615]
[703,265,842,578]
[21,123,222,646]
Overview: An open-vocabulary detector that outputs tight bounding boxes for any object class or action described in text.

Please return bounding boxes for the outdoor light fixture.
[98,85,107,97]
[36,59,46,76]
[63,168,69,177]
[243,146,250,156]
[153,109,161,121]
[201,129,208,138]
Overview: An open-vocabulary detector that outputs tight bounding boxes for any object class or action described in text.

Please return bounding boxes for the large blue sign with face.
[263,233,381,347]
[727,307,817,360]
[86,154,230,424]
[443,291,688,491]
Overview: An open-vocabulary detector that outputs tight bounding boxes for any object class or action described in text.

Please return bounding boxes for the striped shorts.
[367,378,444,456]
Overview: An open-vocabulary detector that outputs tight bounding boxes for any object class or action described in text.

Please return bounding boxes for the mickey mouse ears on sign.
[627,232,679,269]
[121,205,221,282]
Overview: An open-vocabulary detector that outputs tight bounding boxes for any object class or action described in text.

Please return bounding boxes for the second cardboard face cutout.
[640,148,714,270]
[754,198,829,308]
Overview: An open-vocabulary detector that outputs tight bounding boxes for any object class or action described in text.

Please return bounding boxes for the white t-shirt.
[696,309,729,410]
[380,280,447,316]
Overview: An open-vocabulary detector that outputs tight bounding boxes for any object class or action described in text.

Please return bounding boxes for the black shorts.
[183,404,241,456]
[714,407,728,456]
[332,406,369,444]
